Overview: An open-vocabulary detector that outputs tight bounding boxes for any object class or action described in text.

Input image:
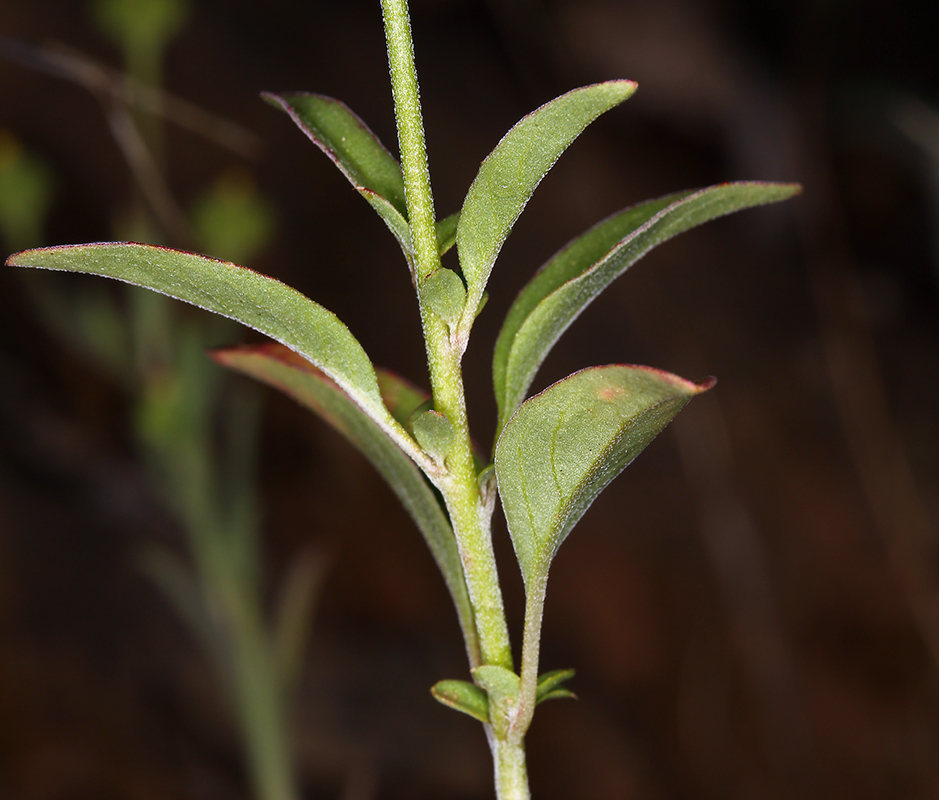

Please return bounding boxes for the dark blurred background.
[1,0,938,798]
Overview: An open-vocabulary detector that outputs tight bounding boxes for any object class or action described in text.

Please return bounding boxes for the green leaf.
[493,182,801,433]
[420,268,466,325]
[264,92,414,262]
[535,668,576,703]
[211,343,479,666]
[537,688,576,704]
[431,679,490,724]
[6,242,428,470]
[435,211,460,256]
[472,664,521,739]
[495,365,713,589]
[265,92,406,213]
[456,81,637,335]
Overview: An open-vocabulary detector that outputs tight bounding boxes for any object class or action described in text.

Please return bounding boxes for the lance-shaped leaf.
[6,243,430,472]
[495,365,714,589]
[456,81,637,335]
[211,343,479,666]
[264,93,460,263]
[493,182,801,432]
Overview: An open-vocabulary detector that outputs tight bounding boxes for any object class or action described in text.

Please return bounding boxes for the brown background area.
[2,0,939,798]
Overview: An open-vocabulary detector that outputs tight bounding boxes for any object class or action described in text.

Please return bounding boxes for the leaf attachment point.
[472,664,521,740]
[210,343,480,667]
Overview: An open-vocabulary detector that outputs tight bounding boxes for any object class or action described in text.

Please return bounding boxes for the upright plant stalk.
[381,0,512,672]
[6,3,800,795]
[381,1,525,796]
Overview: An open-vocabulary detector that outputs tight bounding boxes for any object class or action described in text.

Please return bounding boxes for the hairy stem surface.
[381,2,526,797]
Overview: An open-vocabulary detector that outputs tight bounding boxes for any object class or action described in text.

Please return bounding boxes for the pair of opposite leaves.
[6,81,798,665]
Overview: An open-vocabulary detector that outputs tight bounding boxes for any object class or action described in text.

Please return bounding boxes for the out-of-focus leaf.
[138,544,228,678]
[431,679,490,724]
[495,365,713,590]
[6,243,426,469]
[0,130,54,252]
[456,81,637,336]
[93,0,189,59]
[191,169,276,265]
[211,343,479,666]
[493,182,801,433]
[273,546,329,692]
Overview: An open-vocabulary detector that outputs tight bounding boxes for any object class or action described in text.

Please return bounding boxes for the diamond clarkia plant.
[5,2,799,797]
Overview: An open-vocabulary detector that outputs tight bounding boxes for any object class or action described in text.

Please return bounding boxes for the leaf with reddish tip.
[457,81,637,335]
[493,182,801,434]
[5,242,429,470]
[211,342,478,665]
[495,365,714,590]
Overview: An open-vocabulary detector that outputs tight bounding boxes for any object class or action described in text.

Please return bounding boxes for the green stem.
[488,730,531,800]
[230,601,299,800]
[381,5,530,798]
[380,0,439,285]
[381,0,512,672]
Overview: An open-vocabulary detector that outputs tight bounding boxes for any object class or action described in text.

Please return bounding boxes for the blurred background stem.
[0,3,311,799]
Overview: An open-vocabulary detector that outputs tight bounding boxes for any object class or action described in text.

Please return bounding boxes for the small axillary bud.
[408,406,456,467]
[419,267,466,329]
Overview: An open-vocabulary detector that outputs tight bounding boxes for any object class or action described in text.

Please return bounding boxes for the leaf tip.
[6,244,68,268]
[695,375,717,393]
[430,679,490,724]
